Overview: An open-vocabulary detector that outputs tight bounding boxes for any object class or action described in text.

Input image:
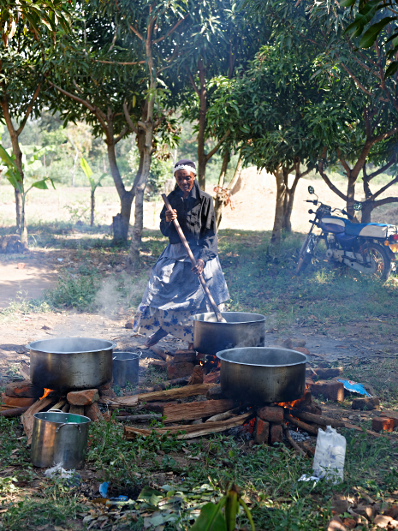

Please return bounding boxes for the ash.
[288,429,310,442]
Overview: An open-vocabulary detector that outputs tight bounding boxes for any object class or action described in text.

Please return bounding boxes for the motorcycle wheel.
[296,234,313,274]
[363,242,392,280]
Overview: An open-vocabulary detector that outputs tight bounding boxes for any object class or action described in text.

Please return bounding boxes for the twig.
[283,424,306,457]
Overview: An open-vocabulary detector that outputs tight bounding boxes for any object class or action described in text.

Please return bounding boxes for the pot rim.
[34,411,91,424]
[27,337,116,355]
[192,311,266,325]
[216,347,308,367]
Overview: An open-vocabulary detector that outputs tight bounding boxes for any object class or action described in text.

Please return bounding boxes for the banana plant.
[190,484,255,531]
[80,157,106,227]
[0,144,55,243]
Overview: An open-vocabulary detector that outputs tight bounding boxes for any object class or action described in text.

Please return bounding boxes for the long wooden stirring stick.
[161,194,227,323]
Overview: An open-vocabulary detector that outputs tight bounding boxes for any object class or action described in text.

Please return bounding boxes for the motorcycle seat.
[345,221,393,238]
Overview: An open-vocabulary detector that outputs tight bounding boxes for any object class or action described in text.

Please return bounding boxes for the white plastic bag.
[313,426,346,483]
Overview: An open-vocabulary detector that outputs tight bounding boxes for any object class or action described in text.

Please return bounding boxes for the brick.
[257,406,284,424]
[167,361,195,380]
[269,424,283,445]
[351,397,380,410]
[203,371,220,384]
[315,368,343,380]
[206,385,226,400]
[310,380,344,401]
[100,389,116,398]
[342,519,356,529]
[380,411,398,428]
[99,380,113,391]
[84,403,104,422]
[293,347,310,356]
[384,505,398,519]
[254,417,269,444]
[5,380,44,399]
[372,417,394,433]
[69,405,85,415]
[281,338,293,349]
[1,393,36,408]
[174,350,197,362]
[67,389,99,406]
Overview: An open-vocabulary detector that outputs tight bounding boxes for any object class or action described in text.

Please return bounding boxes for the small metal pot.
[113,352,141,388]
[31,410,91,469]
[216,347,308,404]
[192,312,266,355]
[28,337,115,391]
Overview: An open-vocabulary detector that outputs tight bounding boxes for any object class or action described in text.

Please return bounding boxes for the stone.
[372,417,394,432]
[331,494,348,515]
[188,365,204,385]
[99,380,113,391]
[257,406,284,424]
[309,380,344,402]
[294,346,311,356]
[1,393,36,408]
[269,424,283,445]
[351,397,380,410]
[167,361,195,380]
[281,338,293,349]
[100,389,117,398]
[4,380,44,399]
[203,371,220,384]
[69,405,85,415]
[254,417,269,444]
[84,403,104,422]
[315,368,343,380]
[206,385,226,400]
[373,515,393,528]
[293,339,306,348]
[125,319,134,329]
[326,516,347,530]
[67,389,99,406]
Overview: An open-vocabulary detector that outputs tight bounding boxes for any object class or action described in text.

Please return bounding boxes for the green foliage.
[45,272,99,311]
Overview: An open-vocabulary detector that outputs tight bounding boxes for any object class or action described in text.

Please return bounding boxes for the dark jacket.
[160,180,218,263]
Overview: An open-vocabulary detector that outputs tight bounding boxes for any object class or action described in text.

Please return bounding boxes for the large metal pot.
[216,347,307,404]
[31,410,91,469]
[192,312,266,355]
[28,337,115,391]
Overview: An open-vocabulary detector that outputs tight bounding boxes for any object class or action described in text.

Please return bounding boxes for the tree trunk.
[9,131,24,231]
[271,166,286,245]
[90,190,95,227]
[107,142,133,243]
[20,195,27,243]
[346,176,356,219]
[197,60,207,190]
[361,203,373,223]
[282,164,300,232]
[214,150,230,228]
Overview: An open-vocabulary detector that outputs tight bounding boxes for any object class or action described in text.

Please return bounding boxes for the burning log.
[161,399,236,424]
[99,383,217,408]
[284,411,319,435]
[291,409,346,429]
[282,424,306,457]
[0,407,30,418]
[4,380,44,399]
[123,412,252,440]
[22,396,57,444]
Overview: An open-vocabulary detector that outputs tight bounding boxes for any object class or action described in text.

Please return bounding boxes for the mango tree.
[80,157,106,227]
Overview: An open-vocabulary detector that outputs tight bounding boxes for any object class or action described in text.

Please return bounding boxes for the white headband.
[173,164,196,176]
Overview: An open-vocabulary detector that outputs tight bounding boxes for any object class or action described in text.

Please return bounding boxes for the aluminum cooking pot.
[216,347,308,404]
[28,337,115,391]
[113,351,141,388]
[192,312,266,355]
[31,410,91,469]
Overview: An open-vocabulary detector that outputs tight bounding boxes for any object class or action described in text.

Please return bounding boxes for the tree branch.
[368,156,397,181]
[336,147,351,175]
[123,102,138,134]
[153,14,189,44]
[95,59,145,65]
[47,81,110,142]
[368,174,398,201]
[16,82,42,136]
[129,24,143,41]
[187,68,200,97]
[115,125,130,144]
[340,63,374,97]
[318,160,349,202]
[205,131,230,162]
[372,196,398,208]
[371,126,398,144]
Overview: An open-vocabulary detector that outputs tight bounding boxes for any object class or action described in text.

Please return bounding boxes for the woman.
[133,159,229,348]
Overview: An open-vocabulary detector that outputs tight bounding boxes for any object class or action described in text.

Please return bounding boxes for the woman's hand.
[165,208,177,222]
[192,259,205,275]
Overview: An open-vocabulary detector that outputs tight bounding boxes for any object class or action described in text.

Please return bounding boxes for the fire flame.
[276,389,312,410]
[40,388,52,400]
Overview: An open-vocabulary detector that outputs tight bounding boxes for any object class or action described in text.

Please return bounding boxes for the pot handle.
[56,423,82,433]
[110,342,117,350]
[48,408,63,413]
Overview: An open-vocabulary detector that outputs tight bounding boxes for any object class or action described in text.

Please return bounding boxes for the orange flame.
[40,388,52,400]
[276,389,312,410]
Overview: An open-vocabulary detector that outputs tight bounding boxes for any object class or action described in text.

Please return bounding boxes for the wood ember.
[284,411,319,435]
[161,399,236,423]
[291,409,346,429]
[123,412,252,440]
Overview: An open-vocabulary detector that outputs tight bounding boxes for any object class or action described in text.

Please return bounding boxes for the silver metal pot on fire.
[27,337,114,391]
[216,347,308,404]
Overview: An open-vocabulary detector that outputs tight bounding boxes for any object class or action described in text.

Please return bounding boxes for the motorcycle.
[296,186,398,280]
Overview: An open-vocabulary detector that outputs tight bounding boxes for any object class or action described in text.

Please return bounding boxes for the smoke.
[93,273,147,318]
